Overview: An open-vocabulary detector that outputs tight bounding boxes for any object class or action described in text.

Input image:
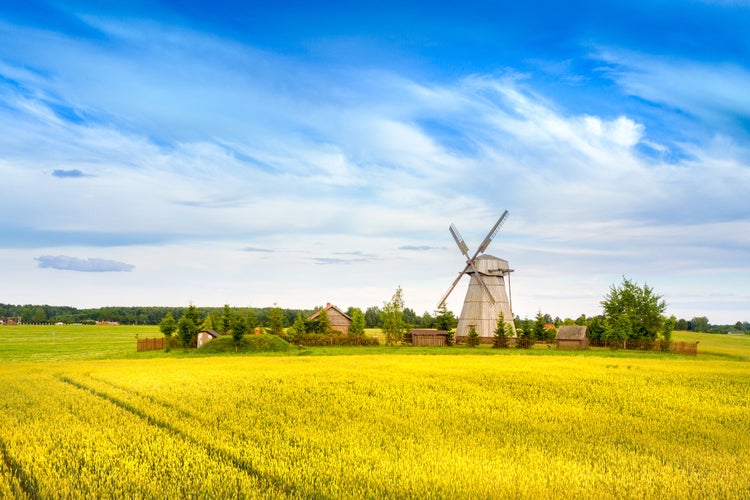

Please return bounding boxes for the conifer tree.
[467,325,480,347]
[232,314,247,344]
[493,312,509,348]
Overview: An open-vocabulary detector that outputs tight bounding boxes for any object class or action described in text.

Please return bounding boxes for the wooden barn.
[556,325,589,349]
[308,303,352,334]
[411,329,450,346]
[197,329,220,348]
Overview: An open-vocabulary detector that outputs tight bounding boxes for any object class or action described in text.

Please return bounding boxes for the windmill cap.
[471,254,510,274]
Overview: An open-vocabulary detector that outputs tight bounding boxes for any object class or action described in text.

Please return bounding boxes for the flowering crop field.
[1,354,748,498]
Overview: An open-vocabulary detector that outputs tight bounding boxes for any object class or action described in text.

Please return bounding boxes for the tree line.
[0,302,443,329]
[2,279,747,336]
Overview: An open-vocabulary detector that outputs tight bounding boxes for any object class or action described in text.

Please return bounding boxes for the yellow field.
[1,355,748,498]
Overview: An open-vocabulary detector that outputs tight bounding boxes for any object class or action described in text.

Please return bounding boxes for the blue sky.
[1,1,748,323]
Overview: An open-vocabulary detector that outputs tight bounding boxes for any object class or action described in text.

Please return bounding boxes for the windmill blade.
[449,223,470,257]
[475,210,509,256]
[468,263,497,304]
[438,263,471,307]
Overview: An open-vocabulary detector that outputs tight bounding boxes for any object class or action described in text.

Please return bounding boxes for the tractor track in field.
[57,375,298,497]
[0,436,40,499]
[86,375,201,423]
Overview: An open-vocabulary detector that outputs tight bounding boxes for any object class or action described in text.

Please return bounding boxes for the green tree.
[381,286,406,345]
[661,315,676,352]
[689,316,709,333]
[601,277,666,341]
[313,309,332,334]
[533,311,546,341]
[199,314,214,331]
[505,321,515,343]
[267,307,285,336]
[467,325,480,347]
[403,308,419,329]
[184,304,202,326]
[232,314,247,344]
[349,308,366,335]
[289,313,308,343]
[245,309,258,331]
[159,312,177,338]
[434,303,457,332]
[587,316,606,342]
[219,304,233,335]
[493,312,509,349]
[32,306,47,323]
[420,311,434,329]
[177,315,197,348]
[364,306,382,328]
[516,318,534,349]
[608,315,631,349]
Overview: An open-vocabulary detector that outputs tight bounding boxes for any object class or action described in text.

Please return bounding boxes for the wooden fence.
[589,339,697,355]
[137,337,165,352]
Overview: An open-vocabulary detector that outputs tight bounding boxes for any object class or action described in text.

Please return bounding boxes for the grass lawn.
[1,325,749,362]
[0,324,161,362]
[673,330,750,360]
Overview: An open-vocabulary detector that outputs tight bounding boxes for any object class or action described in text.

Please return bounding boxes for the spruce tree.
[232,314,247,344]
[267,307,285,336]
[289,313,307,343]
[493,312,509,348]
[467,325,480,347]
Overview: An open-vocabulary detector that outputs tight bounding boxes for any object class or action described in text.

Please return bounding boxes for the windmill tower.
[438,211,515,342]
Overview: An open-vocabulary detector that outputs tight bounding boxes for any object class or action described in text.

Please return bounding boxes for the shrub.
[297,332,380,347]
[444,330,455,347]
[199,334,292,353]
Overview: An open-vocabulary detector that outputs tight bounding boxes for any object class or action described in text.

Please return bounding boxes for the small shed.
[308,303,352,334]
[556,325,589,349]
[411,329,450,346]
[197,329,220,348]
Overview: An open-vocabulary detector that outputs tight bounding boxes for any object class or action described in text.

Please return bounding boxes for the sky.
[1,0,749,324]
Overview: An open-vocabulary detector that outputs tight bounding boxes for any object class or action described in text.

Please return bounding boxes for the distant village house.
[411,329,450,346]
[556,325,589,349]
[308,303,352,334]
[197,329,220,348]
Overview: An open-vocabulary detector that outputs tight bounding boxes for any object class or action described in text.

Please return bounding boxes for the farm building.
[197,329,220,348]
[556,325,589,349]
[308,303,352,334]
[411,329,450,346]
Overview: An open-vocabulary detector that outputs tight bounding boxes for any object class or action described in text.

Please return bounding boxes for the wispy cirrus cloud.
[400,245,438,251]
[35,255,134,272]
[594,48,750,136]
[242,246,273,253]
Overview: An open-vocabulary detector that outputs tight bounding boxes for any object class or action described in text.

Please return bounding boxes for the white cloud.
[595,48,750,131]
[1,17,749,323]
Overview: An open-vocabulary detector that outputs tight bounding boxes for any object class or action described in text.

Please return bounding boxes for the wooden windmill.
[438,211,515,341]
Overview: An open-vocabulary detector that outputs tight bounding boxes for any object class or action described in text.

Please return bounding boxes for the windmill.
[438,211,515,341]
